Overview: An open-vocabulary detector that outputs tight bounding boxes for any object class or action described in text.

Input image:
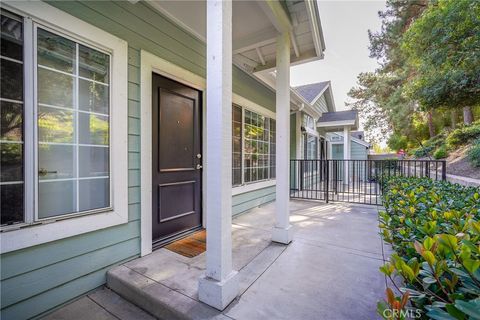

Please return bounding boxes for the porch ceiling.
[149,0,325,73]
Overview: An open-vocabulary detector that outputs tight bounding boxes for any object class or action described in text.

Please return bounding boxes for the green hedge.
[378,177,480,319]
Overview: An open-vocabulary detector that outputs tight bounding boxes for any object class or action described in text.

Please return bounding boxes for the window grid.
[34,25,111,220]
[0,11,25,225]
[231,105,276,186]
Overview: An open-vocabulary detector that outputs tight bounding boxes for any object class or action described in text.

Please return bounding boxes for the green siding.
[232,186,276,216]
[314,95,328,113]
[352,141,368,160]
[1,1,277,319]
[290,113,297,159]
[331,141,368,160]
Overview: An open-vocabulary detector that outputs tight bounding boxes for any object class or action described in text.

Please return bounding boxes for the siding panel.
[232,186,276,215]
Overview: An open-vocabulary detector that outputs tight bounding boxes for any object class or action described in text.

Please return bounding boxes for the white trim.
[0,1,128,253]
[140,50,205,257]
[329,132,370,148]
[233,94,275,119]
[317,119,356,128]
[232,179,275,196]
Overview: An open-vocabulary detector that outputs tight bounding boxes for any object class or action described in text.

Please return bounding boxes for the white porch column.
[199,0,238,311]
[343,126,351,185]
[272,32,293,244]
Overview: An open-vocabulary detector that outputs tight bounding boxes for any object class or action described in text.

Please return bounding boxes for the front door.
[152,74,202,244]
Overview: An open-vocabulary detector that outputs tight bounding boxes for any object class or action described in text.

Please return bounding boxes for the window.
[0,7,119,229]
[232,105,242,186]
[1,11,24,225]
[0,2,127,253]
[231,105,275,186]
[304,134,318,160]
[36,28,110,219]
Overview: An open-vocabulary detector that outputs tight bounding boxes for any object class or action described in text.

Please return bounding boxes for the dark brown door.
[152,74,202,244]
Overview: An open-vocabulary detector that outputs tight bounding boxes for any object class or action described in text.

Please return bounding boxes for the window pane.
[38,144,75,180]
[78,113,109,145]
[38,68,74,107]
[36,28,111,218]
[0,143,23,182]
[38,180,76,218]
[1,184,24,225]
[79,44,109,83]
[79,178,109,211]
[1,11,24,225]
[1,14,23,61]
[1,101,23,141]
[79,146,109,177]
[79,79,109,115]
[38,106,74,143]
[0,58,23,101]
[37,28,75,73]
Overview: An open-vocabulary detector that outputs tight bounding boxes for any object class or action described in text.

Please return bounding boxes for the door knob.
[196,164,203,170]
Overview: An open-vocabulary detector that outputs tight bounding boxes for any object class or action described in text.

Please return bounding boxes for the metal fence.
[290,159,446,205]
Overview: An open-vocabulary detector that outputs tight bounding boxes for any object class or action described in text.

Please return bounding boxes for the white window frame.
[0,1,128,254]
[231,96,276,195]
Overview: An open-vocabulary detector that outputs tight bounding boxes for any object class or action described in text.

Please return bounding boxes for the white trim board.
[140,50,206,257]
[1,1,129,254]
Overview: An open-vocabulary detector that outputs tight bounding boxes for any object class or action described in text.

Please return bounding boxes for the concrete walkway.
[43,201,388,320]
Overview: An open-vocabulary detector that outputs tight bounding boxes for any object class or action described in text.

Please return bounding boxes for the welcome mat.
[165,230,206,258]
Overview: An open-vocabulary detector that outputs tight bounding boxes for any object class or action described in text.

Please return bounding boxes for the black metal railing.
[290,159,446,205]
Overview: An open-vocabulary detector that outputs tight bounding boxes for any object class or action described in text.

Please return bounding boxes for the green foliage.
[388,132,409,152]
[379,177,480,319]
[468,139,480,167]
[446,121,480,149]
[412,134,447,158]
[433,145,448,160]
[402,0,480,108]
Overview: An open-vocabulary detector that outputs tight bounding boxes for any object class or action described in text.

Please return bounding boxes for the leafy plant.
[433,145,448,160]
[379,177,480,320]
[468,139,480,168]
[446,122,480,148]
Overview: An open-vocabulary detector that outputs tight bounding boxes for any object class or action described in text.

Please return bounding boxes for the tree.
[402,0,480,123]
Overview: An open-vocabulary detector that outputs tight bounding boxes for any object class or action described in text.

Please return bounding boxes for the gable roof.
[293,81,330,104]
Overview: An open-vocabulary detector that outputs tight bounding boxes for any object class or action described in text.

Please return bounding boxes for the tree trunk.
[463,106,474,125]
[451,109,457,129]
[427,110,435,138]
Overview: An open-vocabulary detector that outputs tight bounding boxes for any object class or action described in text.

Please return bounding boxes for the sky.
[291,0,387,111]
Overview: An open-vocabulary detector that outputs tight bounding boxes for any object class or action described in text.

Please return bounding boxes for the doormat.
[165,230,206,258]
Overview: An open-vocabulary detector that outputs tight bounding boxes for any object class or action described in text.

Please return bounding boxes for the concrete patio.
[43,200,388,320]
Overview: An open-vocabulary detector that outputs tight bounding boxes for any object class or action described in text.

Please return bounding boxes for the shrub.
[468,139,480,167]
[446,121,480,148]
[433,145,448,159]
[388,133,409,152]
[378,177,480,320]
[413,145,435,158]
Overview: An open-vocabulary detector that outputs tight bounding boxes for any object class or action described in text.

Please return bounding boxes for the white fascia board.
[305,0,324,57]
[317,120,356,127]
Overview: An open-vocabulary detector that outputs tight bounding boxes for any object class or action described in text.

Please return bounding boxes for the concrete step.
[106,243,286,320]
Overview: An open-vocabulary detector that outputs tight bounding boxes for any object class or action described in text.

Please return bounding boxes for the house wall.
[331,140,368,160]
[0,1,276,318]
[313,95,329,114]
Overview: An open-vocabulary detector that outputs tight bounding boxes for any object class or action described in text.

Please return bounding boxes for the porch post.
[272,32,293,244]
[199,0,238,311]
[343,126,351,185]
